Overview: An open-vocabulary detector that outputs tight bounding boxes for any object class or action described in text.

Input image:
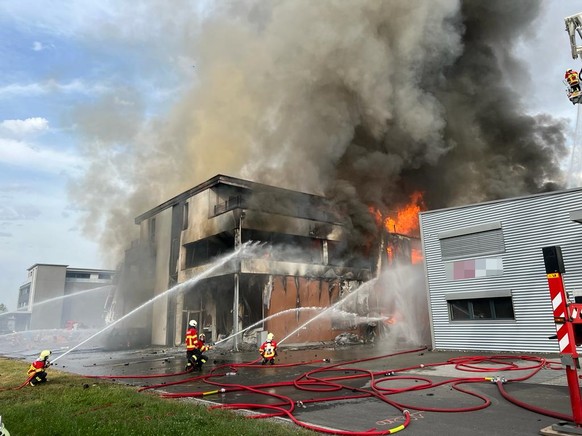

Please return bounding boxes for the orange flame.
[369,192,426,266]
[384,191,425,237]
[411,248,423,264]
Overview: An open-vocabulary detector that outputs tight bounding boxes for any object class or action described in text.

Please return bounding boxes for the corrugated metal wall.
[419,188,582,353]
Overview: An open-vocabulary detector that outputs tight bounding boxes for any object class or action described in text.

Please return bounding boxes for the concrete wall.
[151,207,173,346]
[29,265,66,330]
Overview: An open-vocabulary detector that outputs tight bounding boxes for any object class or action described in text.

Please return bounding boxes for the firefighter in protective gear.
[185,320,199,371]
[27,350,51,386]
[566,69,581,92]
[259,332,277,365]
[191,333,212,371]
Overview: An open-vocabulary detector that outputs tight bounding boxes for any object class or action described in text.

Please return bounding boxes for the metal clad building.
[419,188,582,353]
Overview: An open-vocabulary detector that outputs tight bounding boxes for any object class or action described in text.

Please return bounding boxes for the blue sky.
[0,1,198,310]
[1,1,582,312]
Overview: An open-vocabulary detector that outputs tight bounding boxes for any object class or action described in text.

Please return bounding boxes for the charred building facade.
[114,175,384,348]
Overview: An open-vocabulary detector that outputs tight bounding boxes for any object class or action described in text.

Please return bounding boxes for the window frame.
[447,296,515,321]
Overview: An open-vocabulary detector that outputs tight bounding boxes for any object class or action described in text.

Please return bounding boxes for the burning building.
[111,174,391,348]
[65,1,564,352]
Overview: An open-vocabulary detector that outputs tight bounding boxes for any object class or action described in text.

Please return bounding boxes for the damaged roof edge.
[134,174,331,225]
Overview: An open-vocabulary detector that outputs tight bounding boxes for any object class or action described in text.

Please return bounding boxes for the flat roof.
[27,263,68,271]
[134,174,328,224]
[27,264,115,273]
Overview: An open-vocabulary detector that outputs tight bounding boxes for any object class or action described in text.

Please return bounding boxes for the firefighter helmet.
[39,350,52,360]
[189,320,197,328]
[199,333,206,342]
[267,332,274,342]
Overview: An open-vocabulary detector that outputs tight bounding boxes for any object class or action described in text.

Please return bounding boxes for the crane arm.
[565,13,582,59]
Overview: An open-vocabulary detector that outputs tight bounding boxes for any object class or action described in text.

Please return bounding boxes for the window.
[18,284,31,308]
[184,237,232,269]
[213,195,244,216]
[182,202,189,230]
[439,222,505,260]
[66,272,91,279]
[448,297,514,321]
[98,273,113,280]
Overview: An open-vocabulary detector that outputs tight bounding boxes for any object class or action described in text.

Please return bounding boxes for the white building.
[16,264,115,331]
[419,187,582,353]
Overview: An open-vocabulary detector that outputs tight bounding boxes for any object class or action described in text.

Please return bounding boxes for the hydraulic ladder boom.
[566,13,582,59]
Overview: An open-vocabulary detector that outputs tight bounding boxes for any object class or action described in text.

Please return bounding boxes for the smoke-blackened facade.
[117,175,378,347]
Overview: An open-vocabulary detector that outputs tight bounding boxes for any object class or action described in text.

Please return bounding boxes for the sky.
[1,1,582,312]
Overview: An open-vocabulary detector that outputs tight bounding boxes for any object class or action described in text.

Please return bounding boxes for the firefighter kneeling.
[192,333,211,371]
[27,350,51,386]
[186,331,212,372]
[259,333,277,365]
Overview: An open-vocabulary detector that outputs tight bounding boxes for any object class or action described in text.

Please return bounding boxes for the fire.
[380,191,425,238]
[369,192,426,266]
[411,248,423,264]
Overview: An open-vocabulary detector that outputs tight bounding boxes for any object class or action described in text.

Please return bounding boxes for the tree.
[0,303,7,313]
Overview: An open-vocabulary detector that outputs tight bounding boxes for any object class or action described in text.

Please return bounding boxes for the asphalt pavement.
[3,339,581,435]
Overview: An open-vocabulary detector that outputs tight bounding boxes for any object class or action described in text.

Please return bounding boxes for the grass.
[0,357,316,436]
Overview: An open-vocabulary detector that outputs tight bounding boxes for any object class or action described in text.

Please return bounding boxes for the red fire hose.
[74,348,573,434]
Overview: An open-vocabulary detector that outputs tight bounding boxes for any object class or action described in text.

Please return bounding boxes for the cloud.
[0,117,49,136]
[32,41,44,51]
[0,183,32,198]
[0,232,12,237]
[0,79,109,98]
[0,137,82,173]
[0,204,41,221]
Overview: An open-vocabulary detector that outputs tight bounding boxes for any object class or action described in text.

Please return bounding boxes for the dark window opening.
[184,234,234,268]
[214,194,246,216]
[66,272,91,279]
[98,273,113,280]
[448,297,514,321]
[245,229,322,263]
[328,241,372,270]
[18,284,31,308]
[211,185,341,223]
[182,202,189,230]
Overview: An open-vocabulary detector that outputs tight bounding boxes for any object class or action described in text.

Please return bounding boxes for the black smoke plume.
[69,0,567,262]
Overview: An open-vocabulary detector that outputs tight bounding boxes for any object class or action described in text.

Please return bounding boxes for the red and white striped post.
[543,246,582,425]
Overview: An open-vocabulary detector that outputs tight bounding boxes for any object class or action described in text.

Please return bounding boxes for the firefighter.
[566,69,581,92]
[259,332,277,365]
[27,350,51,386]
[192,333,212,371]
[185,319,199,371]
